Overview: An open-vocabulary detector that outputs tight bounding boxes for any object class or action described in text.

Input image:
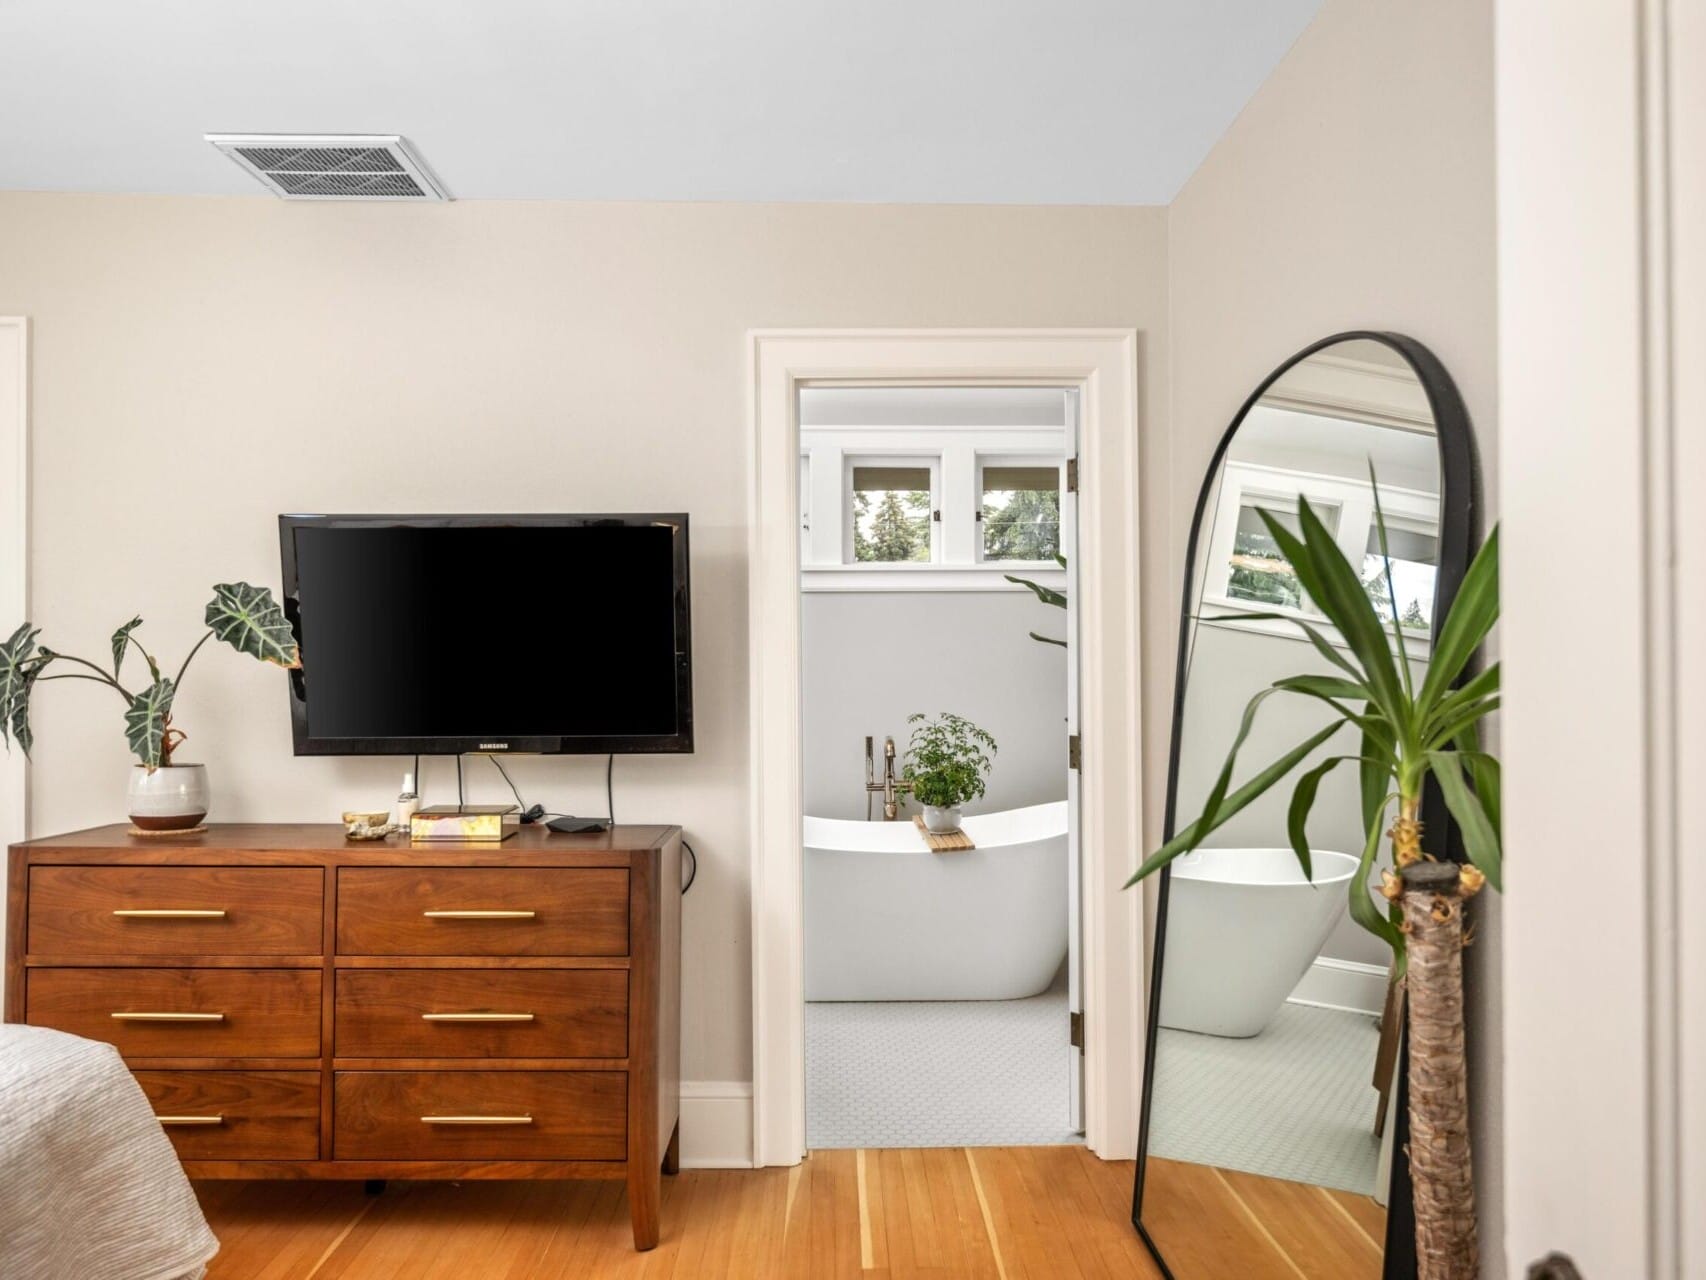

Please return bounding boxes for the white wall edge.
[1287,956,1387,1018]
[678,1080,756,1169]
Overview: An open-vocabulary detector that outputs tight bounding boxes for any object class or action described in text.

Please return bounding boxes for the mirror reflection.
[1143,339,1442,1277]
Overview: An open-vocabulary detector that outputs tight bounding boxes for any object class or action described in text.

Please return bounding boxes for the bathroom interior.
[1138,337,1446,1265]
[798,385,1079,1149]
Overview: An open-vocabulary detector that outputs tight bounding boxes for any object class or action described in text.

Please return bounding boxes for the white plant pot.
[127,763,209,831]
[922,804,962,834]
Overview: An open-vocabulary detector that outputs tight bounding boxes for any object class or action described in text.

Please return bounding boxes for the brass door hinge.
[1068,734,1081,770]
[1069,1010,1084,1049]
[1066,458,1079,493]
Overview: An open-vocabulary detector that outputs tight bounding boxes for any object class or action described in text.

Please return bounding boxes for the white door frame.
[1497,2,1702,1274]
[747,329,1144,1165]
[1,317,29,992]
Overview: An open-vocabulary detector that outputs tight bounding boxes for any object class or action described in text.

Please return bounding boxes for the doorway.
[747,330,1144,1167]
[797,385,1079,1148]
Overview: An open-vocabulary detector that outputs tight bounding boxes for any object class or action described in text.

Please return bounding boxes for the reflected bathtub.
[1158,846,1359,1038]
[804,801,1068,1001]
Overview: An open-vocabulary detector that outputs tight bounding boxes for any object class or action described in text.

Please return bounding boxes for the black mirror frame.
[1129,331,1483,1280]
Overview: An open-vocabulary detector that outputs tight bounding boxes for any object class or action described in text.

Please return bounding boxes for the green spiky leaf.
[1347,793,1407,971]
[205,583,300,668]
[0,623,44,755]
[124,677,176,768]
[1005,573,1067,609]
[1126,716,1346,885]
[1427,749,1503,891]
[109,616,158,683]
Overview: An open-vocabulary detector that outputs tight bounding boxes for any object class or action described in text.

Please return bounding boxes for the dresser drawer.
[28,866,322,956]
[336,868,629,957]
[26,967,322,1058]
[134,1070,320,1160]
[334,1070,626,1161]
[336,969,628,1059]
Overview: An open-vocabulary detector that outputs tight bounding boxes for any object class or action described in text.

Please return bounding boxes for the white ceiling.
[0,0,1320,205]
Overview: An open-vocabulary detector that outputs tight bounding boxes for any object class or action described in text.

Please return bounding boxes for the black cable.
[681,838,698,895]
[605,753,615,824]
[490,756,526,810]
[455,754,463,808]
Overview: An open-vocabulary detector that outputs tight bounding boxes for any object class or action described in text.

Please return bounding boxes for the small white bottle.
[394,771,420,832]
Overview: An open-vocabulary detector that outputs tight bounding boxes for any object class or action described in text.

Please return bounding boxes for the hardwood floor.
[194,1150,1385,1278]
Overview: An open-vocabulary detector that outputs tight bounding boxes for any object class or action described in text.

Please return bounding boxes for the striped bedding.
[0,1024,218,1280]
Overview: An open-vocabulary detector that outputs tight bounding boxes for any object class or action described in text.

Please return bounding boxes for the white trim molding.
[0,318,26,1005]
[678,1080,756,1169]
[747,329,1144,1167]
[1287,957,1388,1018]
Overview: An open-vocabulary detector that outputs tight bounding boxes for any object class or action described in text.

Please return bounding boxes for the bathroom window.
[848,460,936,563]
[1224,497,1340,611]
[1201,460,1439,650]
[1363,518,1438,632]
[979,462,1062,563]
[796,413,1068,588]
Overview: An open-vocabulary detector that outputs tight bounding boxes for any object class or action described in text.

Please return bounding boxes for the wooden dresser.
[4,822,682,1250]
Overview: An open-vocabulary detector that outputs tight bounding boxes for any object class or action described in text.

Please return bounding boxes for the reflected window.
[980,463,1061,562]
[1364,520,1438,631]
[1225,499,1340,611]
[850,463,934,563]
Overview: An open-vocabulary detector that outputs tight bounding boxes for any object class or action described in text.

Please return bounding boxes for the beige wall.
[0,193,1168,1093]
[1165,0,1501,1267]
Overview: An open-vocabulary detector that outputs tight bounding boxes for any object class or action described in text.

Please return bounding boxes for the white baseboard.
[678,1080,755,1169]
[1286,956,1388,1017]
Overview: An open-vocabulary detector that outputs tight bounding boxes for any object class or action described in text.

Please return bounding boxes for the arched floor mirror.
[1131,332,1481,1279]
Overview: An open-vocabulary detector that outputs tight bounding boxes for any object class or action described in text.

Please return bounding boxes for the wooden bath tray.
[913,815,975,852]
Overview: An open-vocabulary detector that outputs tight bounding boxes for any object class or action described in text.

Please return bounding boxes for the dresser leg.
[662,1120,681,1176]
[628,1164,661,1250]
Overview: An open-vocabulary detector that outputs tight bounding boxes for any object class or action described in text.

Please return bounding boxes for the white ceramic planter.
[922,804,962,834]
[127,763,209,831]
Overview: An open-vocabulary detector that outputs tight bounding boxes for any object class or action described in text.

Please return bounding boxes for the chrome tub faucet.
[865,734,914,821]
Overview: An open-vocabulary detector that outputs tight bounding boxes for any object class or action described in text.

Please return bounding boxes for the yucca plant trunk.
[1400,859,1478,1279]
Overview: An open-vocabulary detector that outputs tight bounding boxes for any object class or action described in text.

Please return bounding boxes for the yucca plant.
[1005,554,1068,648]
[1127,478,1499,1280]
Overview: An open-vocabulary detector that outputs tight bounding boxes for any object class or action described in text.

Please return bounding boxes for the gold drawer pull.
[112,909,227,919]
[421,1114,533,1125]
[111,1011,225,1023]
[421,909,536,919]
[421,1012,535,1023]
[158,1115,225,1126]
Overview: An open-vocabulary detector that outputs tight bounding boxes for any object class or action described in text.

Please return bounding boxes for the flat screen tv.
[278,514,693,755]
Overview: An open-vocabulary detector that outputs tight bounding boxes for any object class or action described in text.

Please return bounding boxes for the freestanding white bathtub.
[804,800,1068,1002]
[1158,846,1359,1038]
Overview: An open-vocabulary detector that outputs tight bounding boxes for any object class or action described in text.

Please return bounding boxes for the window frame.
[1197,460,1440,653]
[797,423,1069,591]
[975,453,1067,568]
[843,452,941,565]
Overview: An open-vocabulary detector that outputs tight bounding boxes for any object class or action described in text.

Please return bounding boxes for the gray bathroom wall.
[801,590,1069,821]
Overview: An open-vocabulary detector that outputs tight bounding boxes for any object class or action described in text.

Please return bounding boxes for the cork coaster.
[913,815,975,852]
[127,824,209,838]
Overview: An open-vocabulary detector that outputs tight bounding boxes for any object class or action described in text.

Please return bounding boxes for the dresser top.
[10,822,679,866]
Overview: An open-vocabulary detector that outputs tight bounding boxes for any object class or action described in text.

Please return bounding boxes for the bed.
[0,1024,219,1280]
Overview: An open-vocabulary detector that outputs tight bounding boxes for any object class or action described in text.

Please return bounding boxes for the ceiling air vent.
[204,134,449,201]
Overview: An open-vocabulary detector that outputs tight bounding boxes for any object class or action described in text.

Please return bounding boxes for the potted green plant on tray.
[903,712,998,834]
[1126,485,1500,1280]
[0,583,301,830]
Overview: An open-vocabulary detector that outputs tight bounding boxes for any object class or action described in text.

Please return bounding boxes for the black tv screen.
[279,514,693,755]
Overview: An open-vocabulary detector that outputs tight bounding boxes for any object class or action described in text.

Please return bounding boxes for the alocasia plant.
[0,583,300,769]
